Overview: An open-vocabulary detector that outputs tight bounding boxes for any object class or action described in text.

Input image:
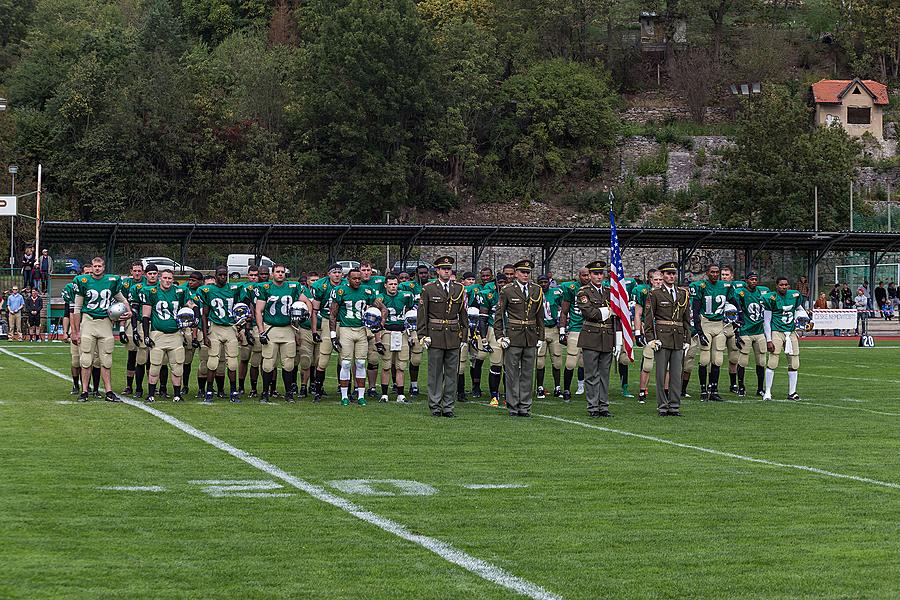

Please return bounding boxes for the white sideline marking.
[724,398,897,416]
[0,348,560,600]
[536,414,900,491]
[56,400,74,405]
[813,372,900,385]
[98,485,166,492]
[463,484,529,490]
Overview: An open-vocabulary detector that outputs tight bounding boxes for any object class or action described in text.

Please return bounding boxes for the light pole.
[8,165,17,270]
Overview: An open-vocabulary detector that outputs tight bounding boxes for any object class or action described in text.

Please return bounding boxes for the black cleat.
[158,390,169,399]
[313,393,321,404]
[196,390,205,400]
[135,388,143,399]
[204,391,214,404]
[730,384,739,394]
[173,395,183,403]
[230,391,241,403]
[756,389,765,397]
[249,389,258,398]
[145,395,155,404]
[122,386,133,395]
[284,393,295,404]
[682,389,691,398]
[93,390,102,399]
[217,391,226,399]
[563,390,571,403]
[181,386,189,396]
[699,387,709,401]
[738,387,746,397]
[457,391,468,403]
[554,386,563,398]
[709,391,723,402]
[536,386,546,399]
[638,390,648,405]
[78,392,90,403]
[787,392,801,401]
[70,385,80,395]
[105,391,121,403]
[410,387,419,397]
[367,387,377,398]
[260,393,270,404]
[299,386,308,398]
[470,386,482,398]
[270,390,280,398]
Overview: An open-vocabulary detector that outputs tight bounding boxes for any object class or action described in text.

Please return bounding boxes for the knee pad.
[367,363,378,372]
[340,360,351,380]
[766,354,780,371]
[79,351,94,370]
[170,362,184,378]
[207,353,220,372]
[149,363,162,378]
[283,355,296,372]
[789,356,799,370]
[355,359,366,379]
[150,348,164,367]
[298,354,312,371]
[136,347,149,365]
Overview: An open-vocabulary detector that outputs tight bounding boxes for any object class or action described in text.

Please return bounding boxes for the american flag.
[609,206,634,361]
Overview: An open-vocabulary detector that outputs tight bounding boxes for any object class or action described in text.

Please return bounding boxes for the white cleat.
[576,382,585,395]
[379,394,389,403]
[396,394,408,403]
[762,392,772,401]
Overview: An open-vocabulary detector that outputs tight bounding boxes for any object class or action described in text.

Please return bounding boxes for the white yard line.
[462,484,529,490]
[0,347,560,600]
[535,414,899,491]
[97,485,167,492]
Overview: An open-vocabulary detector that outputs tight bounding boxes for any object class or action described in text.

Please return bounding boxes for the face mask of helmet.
[231,302,252,326]
[467,306,481,333]
[176,307,197,329]
[723,303,740,324]
[363,306,383,331]
[404,310,417,331]
[290,301,310,330]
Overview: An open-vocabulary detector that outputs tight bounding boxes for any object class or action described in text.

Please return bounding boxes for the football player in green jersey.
[455,271,480,402]
[197,265,246,403]
[71,256,131,403]
[195,274,227,398]
[360,261,386,398]
[536,274,564,399]
[178,271,204,397]
[732,272,769,397]
[693,263,733,402]
[310,264,344,402]
[141,269,191,403]
[121,261,146,396]
[720,265,744,394]
[62,265,101,395]
[237,266,262,397]
[330,268,377,406]
[763,277,805,401]
[296,272,324,398]
[136,264,171,398]
[476,272,507,405]
[255,264,315,403]
[402,264,432,397]
[633,269,662,404]
[374,274,416,402]
[558,268,590,402]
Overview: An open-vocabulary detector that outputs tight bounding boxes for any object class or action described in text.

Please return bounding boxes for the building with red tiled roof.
[812,78,889,139]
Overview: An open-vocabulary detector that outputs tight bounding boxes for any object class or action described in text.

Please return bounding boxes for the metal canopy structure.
[41,221,900,300]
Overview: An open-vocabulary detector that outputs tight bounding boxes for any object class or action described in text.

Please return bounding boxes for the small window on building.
[847,107,871,124]
[852,86,862,95]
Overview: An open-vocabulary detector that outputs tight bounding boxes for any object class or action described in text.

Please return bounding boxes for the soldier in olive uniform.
[576,261,618,418]
[417,256,468,417]
[493,259,544,417]
[643,261,692,416]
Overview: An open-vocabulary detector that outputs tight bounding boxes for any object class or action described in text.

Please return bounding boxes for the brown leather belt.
[584,321,612,328]
[429,318,459,325]
[656,320,682,326]
[508,319,536,325]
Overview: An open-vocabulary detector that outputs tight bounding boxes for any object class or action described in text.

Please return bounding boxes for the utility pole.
[850,180,854,231]
[8,165,16,270]
[34,164,42,255]
[384,211,391,273]
[814,186,818,231]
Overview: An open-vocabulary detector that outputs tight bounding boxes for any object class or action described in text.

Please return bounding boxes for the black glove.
[119,331,129,345]
[470,337,479,352]
[259,331,269,345]
[313,332,322,343]
[191,338,201,349]
[245,331,255,346]
[332,337,342,351]
[734,334,744,350]
[698,331,710,347]
[559,333,568,345]
[144,336,155,348]
[132,328,141,346]
[375,342,386,355]
[635,334,646,348]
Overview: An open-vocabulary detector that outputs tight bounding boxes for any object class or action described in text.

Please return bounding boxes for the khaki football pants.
[366,329,379,366]
[297,327,318,371]
[725,324,741,366]
[476,328,504,367]
[262,325,297,372]
[339,326,369,362]
[682,335,700,373]
[381,331,410,373]
[79,315,115,369]
[700,317,725,367]
[149,331,185,378]
[641,343,656,374]
[737,333,767,368]
[767,331,800,370]
[70,337,100,369]
[239,328,263,367]
[564,332,584,370]
[409,331,423,367]
[536,327,562,370]
[458,336,469,375]
[316,320,334,371]
[207,324,239,371]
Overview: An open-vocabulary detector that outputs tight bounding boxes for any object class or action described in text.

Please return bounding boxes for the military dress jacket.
[643,286,692,349]
[417,280,468,350]
[493,282,544,347]
[576,284,617,352]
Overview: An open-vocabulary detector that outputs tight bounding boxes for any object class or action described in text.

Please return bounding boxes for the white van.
[226,254,284,278]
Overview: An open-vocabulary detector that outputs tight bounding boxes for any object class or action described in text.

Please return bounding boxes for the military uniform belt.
[429,318,459,325]
[584,321,613,328]
[656,320,682,326]
[508,319,536,325]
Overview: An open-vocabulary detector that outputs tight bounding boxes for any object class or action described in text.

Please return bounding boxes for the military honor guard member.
[417,256,469,417]
[643,261,692,416]
[494,259,544,417]
[576,260,617,417]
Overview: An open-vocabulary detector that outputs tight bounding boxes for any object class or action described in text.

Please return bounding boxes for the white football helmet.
[290,301,310,329]
[723,303,740,324]
[363,306,383,331]
[231,302,252,326]
[795,307,812,331]
[467,306,481,332]
[404,309,417,331]
[176,307,197,329]
[107,302,129,321]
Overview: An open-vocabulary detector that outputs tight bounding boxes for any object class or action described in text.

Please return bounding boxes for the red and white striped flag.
[609,208,634,362]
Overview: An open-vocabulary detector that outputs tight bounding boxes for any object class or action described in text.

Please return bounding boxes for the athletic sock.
[397,386,404,395]
[250,366,259,391]
[229,373,237,394]
[535,367,545,388]
[729,371,737,387]
[356,386,364,399]
[198,376,206,394]
[126,374,134,388]
[457,374,465,394]
[92,367,101,392]
[340,386,349,400]
[216,375,225,394]
[682,374,690,394]
[577,366,584,384]
[471,359,483,388]
[764,368,775,394]
[563,368,574,392]
[756,366,765,391]
[489,366,502,395]
[262,370,273,394]
[552,367,561,387]
[698,365,707,388]
[147,383,157,397]
[709,365,720,390]
[381,384,389,395]
[72,372,80,388]
[737,366,745,388]
[788,370,798,394]
[182,362,192,390]
[619,362,628,385]
[135,364,145,391]
[283,368,294,394]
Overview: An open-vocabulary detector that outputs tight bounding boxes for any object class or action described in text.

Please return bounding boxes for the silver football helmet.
[231,302,252,326]
[467,306,481,333]
[176,307,197,329]
[723,303,740,324]
[404,309,417,331]
[290,301,310,330]
[107,302,129,321]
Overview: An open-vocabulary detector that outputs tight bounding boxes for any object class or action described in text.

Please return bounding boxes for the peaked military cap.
[514,259,534,272]
[586,260,608,274]
[658,261,678,273]
[434,256,454,268]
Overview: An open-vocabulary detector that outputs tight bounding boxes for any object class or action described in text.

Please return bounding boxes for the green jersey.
[135,280,159,306]
[376,290,415,329]
[361,275,386,295]
[61,282,76,306]
[256,281,302,327]
[695,279,733,321]
[399,280,425,300]
[541,286,564,327]
[145,285,189,334]
[465,284,480,309]
[559,280,584,333]
[764,289,803,333]
[310,277,342,318]
[630,283,652,309]
[196,282,245,326]
[476,287,500,326]
[120,276,145,306]
[242,281,262,306]
[333,284,375,327]
[179,281,202,303]
[74,274,126,319]
[733,285,769,336]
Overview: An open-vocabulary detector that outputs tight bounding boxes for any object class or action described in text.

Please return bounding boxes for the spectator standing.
[37,249,52,293]
[797,275,810,306]
[6,286,24,340]
[874,281,888,311]
[829,283,841,309]
[813,293,829,336]
[25,287,43,342]
[854,287,869,334]
[21,246,35,289]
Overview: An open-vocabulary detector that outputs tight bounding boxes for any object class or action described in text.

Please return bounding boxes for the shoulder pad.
[365,288,373,295]
[288,282,297,288]
[109,275,119,281]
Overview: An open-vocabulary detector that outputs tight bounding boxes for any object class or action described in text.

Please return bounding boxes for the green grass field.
[1,340,898,599]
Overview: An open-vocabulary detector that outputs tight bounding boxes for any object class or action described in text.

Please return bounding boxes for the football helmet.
[107,302,129,321]
[404,309,417,331]
[723,303,740,324]
[467,306,481,333]
[290,301,310,329]
[795,307,812,331]
[363,306,383,331]
[231,302,252,326]
[176,307,197,329]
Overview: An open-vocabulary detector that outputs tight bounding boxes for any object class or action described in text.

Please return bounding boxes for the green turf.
[1,340,898,599]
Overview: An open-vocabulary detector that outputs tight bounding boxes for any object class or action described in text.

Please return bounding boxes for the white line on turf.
[723,398,897,416]
[535,414,899,491]
[98,485,167,492]
[462,484,529,490]
[0,347,560,600]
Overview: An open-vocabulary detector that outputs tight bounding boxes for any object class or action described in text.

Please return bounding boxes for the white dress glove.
[599,307,611,321]
[421,336,432,349]
[499,337,511,349]
[613,331,623,358]
[649,339,662,351]
[682,342,690,352]
[536,340,544,351]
